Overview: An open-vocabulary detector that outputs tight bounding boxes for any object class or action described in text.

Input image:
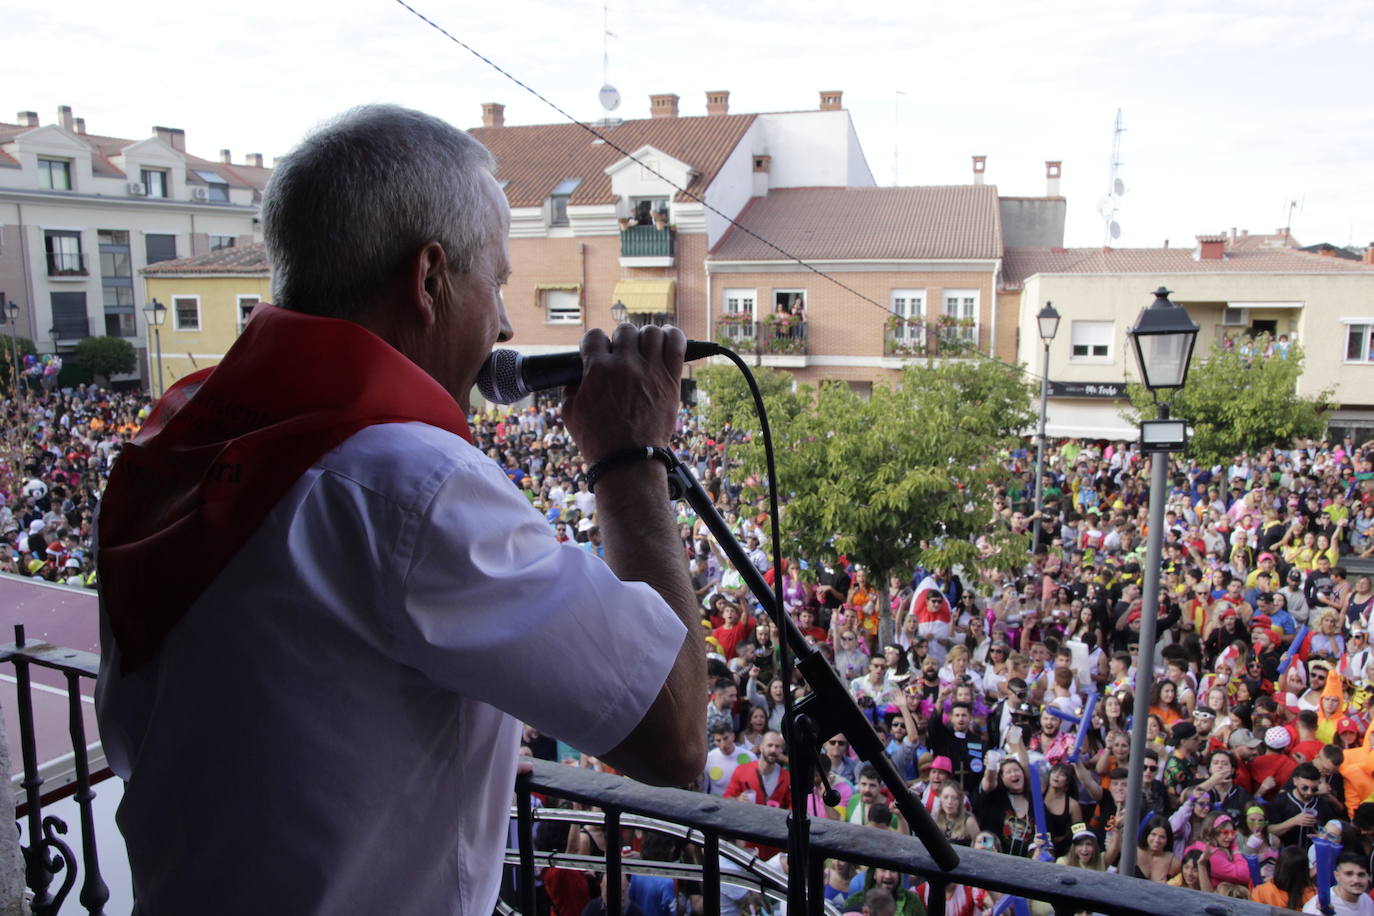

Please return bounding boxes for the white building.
[0,106,268,384]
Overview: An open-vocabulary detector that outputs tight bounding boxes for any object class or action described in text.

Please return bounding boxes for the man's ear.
[409,240,449,328]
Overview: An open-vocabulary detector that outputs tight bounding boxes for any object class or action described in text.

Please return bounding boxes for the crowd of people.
[7,378,1374,914]
[511,409,1374,916]
[0,384,149,586]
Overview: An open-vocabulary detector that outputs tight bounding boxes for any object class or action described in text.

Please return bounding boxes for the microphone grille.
[476,349,525,405]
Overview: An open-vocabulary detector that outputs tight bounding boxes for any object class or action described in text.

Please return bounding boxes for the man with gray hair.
[95,105,704,914]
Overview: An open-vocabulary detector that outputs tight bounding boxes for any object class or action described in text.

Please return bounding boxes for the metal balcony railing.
[46,253,88,277]
[620,225,675,259]
[2,628,109,915]
[758,317,807,355]
[0,640,1275,916]
[715,319,808,356]
[508,760,1271,916]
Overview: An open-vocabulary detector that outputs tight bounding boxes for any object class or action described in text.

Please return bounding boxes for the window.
[145,233,177,264]
[890,289,925,345]
[173,296,200,331]
[237,295,261,335]
[721,288,756,341]
[1070,320,1114,361]
[44,230,84,275]
[104,313,136,337]
[630,197,668,225]
[103,286,134,307]
[141,168,168,198]
[210,235,237,251]
[773,290,805,317]
[1347,325,1374,362]
[37,158,71,191]
[50,292,88,340]
[942,289,979,344]
[99,248,131,279]
[194,170,230,202]
[544,289,581,324]
[549,178,581,226]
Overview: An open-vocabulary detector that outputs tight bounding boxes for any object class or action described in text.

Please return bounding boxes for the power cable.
[390,0,1042,386]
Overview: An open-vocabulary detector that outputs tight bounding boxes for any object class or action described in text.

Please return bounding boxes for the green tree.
[0,336,38,390]
[717,359,1035,641]
[73,335,137,384]
[1125,339,1332,466]
[693,364,807,433]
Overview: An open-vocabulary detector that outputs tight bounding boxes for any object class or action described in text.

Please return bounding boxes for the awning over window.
[535,282,581,292]
[612,278,676,314]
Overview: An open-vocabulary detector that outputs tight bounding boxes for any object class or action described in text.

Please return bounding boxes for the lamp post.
[1030,301,1060,555]
[610,299,629,326]
[3,295,20,401]
[143,298,167,398]
[1119,287,1198,879]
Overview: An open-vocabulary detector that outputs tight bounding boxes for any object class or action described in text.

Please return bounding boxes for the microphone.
[476,340,721,405]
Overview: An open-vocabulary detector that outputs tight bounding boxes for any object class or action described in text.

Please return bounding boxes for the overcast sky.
[9,0,1373,250]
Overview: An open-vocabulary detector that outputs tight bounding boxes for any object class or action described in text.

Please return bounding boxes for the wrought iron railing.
[620,225,675,259]
[509,760,1270,916]
[2,628,109,915]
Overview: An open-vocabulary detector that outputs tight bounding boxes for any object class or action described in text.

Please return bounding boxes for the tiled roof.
[1003,245,1374,285]
[0,121,267,188]
[141,242,268,275]
[471,113,756,207]
[0,148,17,169]
[1228,230,1299,251]
[708,185,1003,261]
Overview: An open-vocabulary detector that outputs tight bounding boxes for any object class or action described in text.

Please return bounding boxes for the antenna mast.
[596,0,621,126]
[1097,109,1127,246]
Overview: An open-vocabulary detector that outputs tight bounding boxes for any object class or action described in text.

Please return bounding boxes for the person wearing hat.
[1248,726,1298,803]
[1227,728,1263,791]
[1280,567,1311,626]
[915,755,956,814]
[1056,822,1106,871]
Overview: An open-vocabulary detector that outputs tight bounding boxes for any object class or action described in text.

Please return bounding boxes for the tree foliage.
[706,359,1036,638]
[73,335,137,381]
[0,337,38,388]
[693,364,808,435]
[1125,340,1332,466]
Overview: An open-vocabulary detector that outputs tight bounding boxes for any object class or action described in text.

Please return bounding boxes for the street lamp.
[3,295,20,400]
[610,299,629,326]
[143,298,167,398]
[1030,301,1060,555]
[1118,287,1199,879]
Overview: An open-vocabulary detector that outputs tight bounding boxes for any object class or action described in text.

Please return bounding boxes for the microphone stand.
[662,458,959,916]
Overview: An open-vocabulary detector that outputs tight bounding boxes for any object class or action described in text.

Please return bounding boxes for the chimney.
[246,153,264,168]
[57,105,74,132]
[972,155,987,185]
[1163,239,1170,249]
[153,126,186,152]
[649,94,679,118]
[1045,160,1062,197]
[1277,226,1290,241]
[74,118,86,135]
[705,90,730,116]
[1196,234,1226,260]
[1364,243,1374,265]
[1319,247,1336,258]
[220,149,233,164]
[481,103,505,128]
[819,90,843,111]
[1230,227,1237,242]
[17,111,38,127]
[753,154,771,173]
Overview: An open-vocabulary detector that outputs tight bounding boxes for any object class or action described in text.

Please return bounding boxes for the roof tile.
[1003,245,1374,285]
[472,113,756,208]
[141,242,268,275]
[708,186,1003,261]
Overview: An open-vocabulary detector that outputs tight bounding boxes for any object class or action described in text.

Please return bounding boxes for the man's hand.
[562,324,685,466]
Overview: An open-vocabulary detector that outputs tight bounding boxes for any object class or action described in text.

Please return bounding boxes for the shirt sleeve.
[392,452,687,756]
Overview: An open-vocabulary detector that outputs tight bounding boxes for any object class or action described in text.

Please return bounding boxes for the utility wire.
[391,0,1041,386]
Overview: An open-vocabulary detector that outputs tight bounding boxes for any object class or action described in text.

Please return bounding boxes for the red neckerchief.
[97,305,472,673]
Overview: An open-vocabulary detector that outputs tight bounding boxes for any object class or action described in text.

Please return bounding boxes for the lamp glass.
[610,300,628,325]
[1036,304,1060,342]
[144,300,167,327]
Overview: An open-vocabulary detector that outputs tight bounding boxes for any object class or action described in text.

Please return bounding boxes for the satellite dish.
[1096,197,1115,220]
[1109,221,1121,240]
[1114,178,1126,196]
[599,84,621,112]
